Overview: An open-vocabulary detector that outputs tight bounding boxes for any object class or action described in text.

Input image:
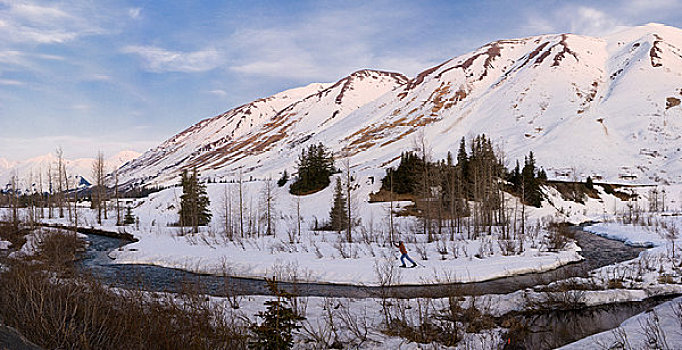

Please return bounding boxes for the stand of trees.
[506,151,546,208]
[289,143,335,195]
[379,134,548,241]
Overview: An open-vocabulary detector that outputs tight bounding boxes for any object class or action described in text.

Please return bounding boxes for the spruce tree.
[290,143,335,195]
[249,279,304,350]
[329,177,348,232]
[277,170,289,187]
[123,206,135,225]
[179,168,212,233]
[456,136,469,181]
[585,176,594,190]
[380,151,424,194]
[521,152,542,207]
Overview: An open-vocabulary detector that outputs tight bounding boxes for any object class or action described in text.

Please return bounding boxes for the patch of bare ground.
[368,189,415,203]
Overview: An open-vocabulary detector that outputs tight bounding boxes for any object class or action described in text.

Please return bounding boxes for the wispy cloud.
[206,89,228,97]
[123,45,223,73]
[0,134,156,161]
[70,103,91,111]
[225,3,442,80]
[524,0,682,36]
[0,78,24,86]
[0,0,105,44]
[128,7,142,20]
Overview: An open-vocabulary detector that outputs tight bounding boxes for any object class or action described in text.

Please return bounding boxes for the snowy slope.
[0,151,140,191]
[119,24,682,187]
[117,70,407,186]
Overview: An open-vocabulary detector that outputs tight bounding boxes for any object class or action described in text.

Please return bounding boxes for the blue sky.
[1,0,681,160]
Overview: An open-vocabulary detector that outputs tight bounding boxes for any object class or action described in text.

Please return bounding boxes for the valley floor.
[3,183,682,348]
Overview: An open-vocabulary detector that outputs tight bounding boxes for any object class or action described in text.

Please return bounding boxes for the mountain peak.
[118,24,682,186]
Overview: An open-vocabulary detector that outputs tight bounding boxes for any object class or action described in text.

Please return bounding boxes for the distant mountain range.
[116,24,682,187]
[0,151,140,191]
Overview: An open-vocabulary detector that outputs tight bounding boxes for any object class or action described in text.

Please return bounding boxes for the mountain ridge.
[117,24,682,187]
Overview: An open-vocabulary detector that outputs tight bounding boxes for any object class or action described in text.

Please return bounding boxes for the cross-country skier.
[393,240,417,268]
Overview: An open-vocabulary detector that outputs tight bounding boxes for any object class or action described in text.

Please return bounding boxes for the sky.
[1,0,682,161]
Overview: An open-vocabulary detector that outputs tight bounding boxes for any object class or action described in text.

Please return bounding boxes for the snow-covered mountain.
[0,151,141,191]
[119,24,682,187]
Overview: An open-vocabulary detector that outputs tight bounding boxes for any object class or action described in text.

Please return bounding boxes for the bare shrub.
[336,299,371,345]
[0,221,28,248]
[300,315,335,349]
[544,223,574,252]
[415,242,428,260]
[0,261,247,350]
[0,232,247,349]
[638,309,670,349]
[373,259,401,327]
[595,326,633,350]
[219,260,242,310]
[497,239,517,256]
[333,238,351,259]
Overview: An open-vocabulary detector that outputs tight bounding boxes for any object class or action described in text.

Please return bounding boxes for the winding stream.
[79,228,644,298]
[68,227,681,348]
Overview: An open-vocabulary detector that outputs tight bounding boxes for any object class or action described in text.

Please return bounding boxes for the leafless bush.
[300,315,335,349]
[638,309,670,349]
[415,242,428,260]
[31,228,86,273]
[333,239,351,259]
[373,258,401,327]
[336,299,371,345]
[501,316,531,350]
[0,221,28,248]
[595,326,633,350]
[544,223,573,252]
[497,239,518,256]
[219,259,242,310]
[311,241,324,259]
[450,241,461,259]
[0,253,247,349]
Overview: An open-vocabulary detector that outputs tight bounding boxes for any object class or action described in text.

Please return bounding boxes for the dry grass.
[0,221,29,249]
[0,232,247,350]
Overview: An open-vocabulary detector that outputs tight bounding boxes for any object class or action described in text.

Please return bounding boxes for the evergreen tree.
[179,168,212,233]
[456,136,469,181]
[521,152,543,207]
[329,177,348,232]
[290,143,335,195]
[585,176,594,190]
[249,279,304,350]
[507,160,522,188]
[537,168,548,182]
[123,206,135,225]
[277,170,289,187]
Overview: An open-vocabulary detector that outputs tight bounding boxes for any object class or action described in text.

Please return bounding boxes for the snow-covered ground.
[3,182,682,348]
[16,176,592,286]
[7,182,681,287]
